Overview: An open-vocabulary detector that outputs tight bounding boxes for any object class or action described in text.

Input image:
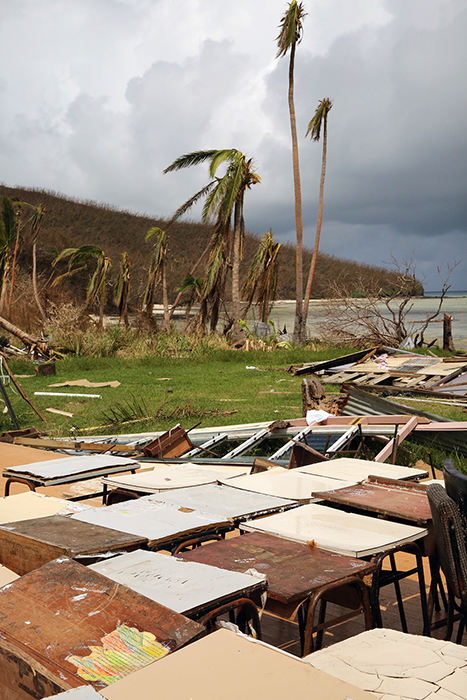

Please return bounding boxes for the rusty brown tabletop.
[0,557,202,697]
[311,475,432,527]
[179,531,375,654]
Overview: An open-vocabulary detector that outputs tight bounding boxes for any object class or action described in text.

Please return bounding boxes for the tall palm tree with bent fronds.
[242,230,281,323]
[52,245,111,329]
[164,149,260,328]
[142,227,170,331]
[276,1,307,344]
[304,97,333,324]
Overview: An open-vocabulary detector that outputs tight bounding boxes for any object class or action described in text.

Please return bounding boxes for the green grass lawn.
[3,346,465,474]
[3,348,340,437]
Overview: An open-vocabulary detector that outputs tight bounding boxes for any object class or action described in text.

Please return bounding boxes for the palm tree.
[176,273,204,329]
[114,252,131,326]
[142,227,170,331]
[276,1,307,343]
[0,197,18,316]
[29,203,47,323]
[242,230,281,323]
[52,245,111,328]
[304,97,333,324]
[164,149,260,327]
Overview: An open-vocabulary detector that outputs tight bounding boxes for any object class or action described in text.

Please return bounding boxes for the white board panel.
[90,549,262,615]
[102,463,250,493]
[71,496,229,542]
[297,457,428,482]
[240,503,427,558]
[219,467,355,502]
[150,484,295,519]
[3,454,138,480]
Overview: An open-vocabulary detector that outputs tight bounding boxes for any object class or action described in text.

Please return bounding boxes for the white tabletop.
[0,491,89,523]
[304,628,467,700]
[219,467,356,503]
[150,483,295,520]
[2,454,139,481]
[101,462,250,493]
[90,549,264,615]
[240,502,427,558]
[71,495,230,544]
[297,457,428,482]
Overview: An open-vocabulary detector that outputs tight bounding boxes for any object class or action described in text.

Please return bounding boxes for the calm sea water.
[264,294,467,349]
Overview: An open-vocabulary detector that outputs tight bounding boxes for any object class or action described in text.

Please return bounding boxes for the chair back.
[426,483,467,603]
[443,459,467,537]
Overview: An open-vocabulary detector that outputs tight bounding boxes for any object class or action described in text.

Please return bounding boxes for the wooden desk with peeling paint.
[0,514,147,575]
[180,531,375,654]
[2,454,140,502]
[145,483,297,524]
[70,496,234,551]
[0,558,202,699]
[90,549,267,621]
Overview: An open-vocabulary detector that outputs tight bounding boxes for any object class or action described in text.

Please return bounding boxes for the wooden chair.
[427,482,467,643]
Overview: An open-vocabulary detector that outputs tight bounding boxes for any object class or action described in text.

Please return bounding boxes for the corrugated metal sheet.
[343,385,467,456]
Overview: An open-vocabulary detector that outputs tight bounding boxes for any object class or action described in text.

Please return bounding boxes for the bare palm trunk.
[304,115,328,323]
[231,196,243,323]
[169,243,210,320]
[162,260,170,331]
[32,240,47,323]
[288,44,304,344]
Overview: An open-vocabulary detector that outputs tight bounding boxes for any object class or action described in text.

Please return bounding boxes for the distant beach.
[265,295,467,349]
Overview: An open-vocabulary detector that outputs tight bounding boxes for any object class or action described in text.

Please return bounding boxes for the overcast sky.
[1,0,466,290]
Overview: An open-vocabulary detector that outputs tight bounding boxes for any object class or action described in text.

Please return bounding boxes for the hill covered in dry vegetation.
[0,184,421,322]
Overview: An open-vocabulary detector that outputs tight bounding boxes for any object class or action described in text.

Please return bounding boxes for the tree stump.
[443,313,455,352]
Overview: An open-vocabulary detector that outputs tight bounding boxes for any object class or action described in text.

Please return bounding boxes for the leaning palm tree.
[276,1,307,344]
[114,252,131,327]
[304,97,333,324]
[164,149,260,327]
[52,245,111,329]
[242,230,281,323]
[142,227,170,331]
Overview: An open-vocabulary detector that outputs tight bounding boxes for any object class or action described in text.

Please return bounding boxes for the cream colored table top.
[305,628,467,700]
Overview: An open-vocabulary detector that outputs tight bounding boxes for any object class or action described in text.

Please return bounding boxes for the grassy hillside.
[0,184,415,315]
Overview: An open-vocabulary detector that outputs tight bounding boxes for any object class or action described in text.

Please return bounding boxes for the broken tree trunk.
[443,313,455,352]
[0,316,51,357]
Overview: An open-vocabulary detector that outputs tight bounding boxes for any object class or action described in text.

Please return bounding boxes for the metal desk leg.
[4,477,36,497]
[302,575,373,656]
[371,542,430,637]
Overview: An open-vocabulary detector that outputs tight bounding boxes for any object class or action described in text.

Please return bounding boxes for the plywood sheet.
[90,549,264,616]
[100,628,372,700]
[3,454,138,481]
[0,558,202,691]
[149,483,295,520]
[0,564,18,587]
[102,462,250,493]
[240,503,427,558]
[0,441,66,468]
[0,491,88,523]
[297,457,428,482]
[71,496,231,548]
[218,467,355,502]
